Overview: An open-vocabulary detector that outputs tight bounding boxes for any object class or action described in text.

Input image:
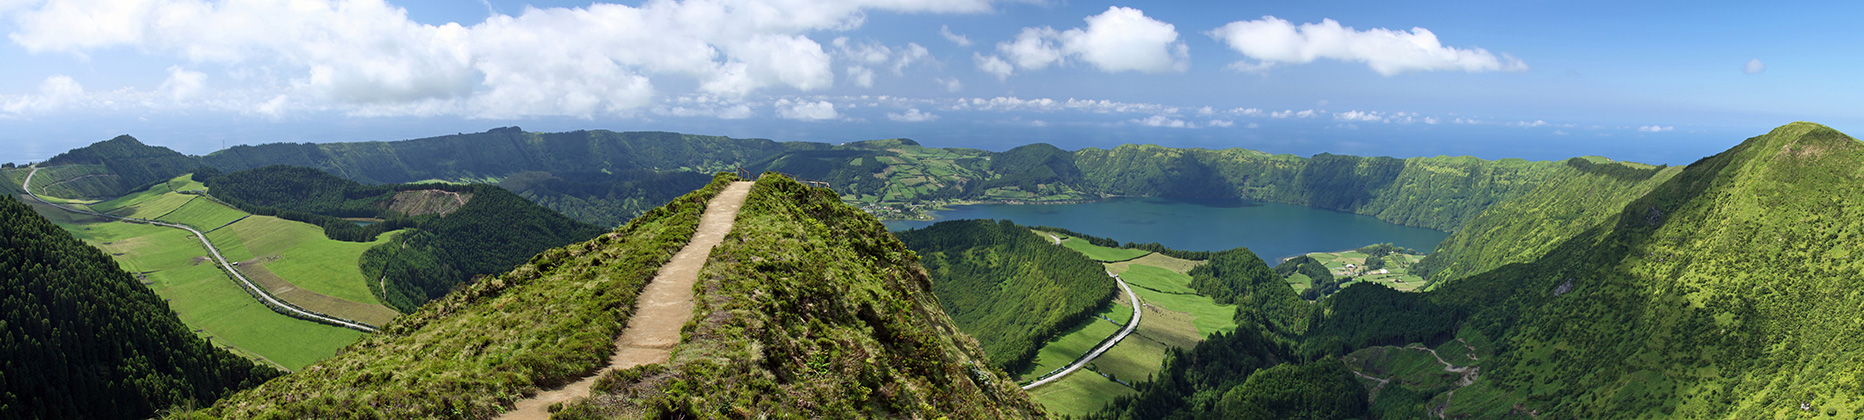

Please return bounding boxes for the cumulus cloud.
[939,24,972,47]
[158,66,207,102]
[2,75,84,114]
[1208,16,1527,75]
[1207,119,1234,127]
[934,77,963,92]
[1743,59,1765,75]
[776,98,838,120]
[1132,114,1191,128]
[974,53,1014,80]
[3,0,994,118]
[1638,125,1673,132]
[1334,110,1385,122]
[887,108,938,122]
[977,6,1188,78]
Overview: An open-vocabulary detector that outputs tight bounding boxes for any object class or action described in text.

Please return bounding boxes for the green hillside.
[896,219,1114,373]
[555,175,1045,418]
[0,195,280,419]
[39,135,204,199]
[183,174,1043,418]
[199,165,607,312]
[1414,157,1682,283]
[1093,122,1864,419]
[41,128,1622,237]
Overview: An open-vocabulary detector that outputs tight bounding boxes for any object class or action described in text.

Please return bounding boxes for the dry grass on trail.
[241,259,401,326]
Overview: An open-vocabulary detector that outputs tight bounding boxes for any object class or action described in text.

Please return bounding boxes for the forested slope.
[0,196,279,419]
[1413,157,1681,283]
[896,219,1114,373]
[1094,122,1864,419]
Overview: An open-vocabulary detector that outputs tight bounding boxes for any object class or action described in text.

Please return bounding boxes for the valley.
[6,122,1863,419]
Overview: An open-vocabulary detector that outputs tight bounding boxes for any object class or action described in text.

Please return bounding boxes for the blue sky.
[2,0,1858,166]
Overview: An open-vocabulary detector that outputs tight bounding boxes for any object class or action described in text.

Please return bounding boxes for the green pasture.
[156,197,247,229]
[66,219,363,370]
[1027,371,1134,417]
[207,215,397,306]
[1058,236,1150,262]
[1114,264,1237,336]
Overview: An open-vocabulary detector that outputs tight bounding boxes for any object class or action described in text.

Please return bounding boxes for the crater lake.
[884,197,1451,261]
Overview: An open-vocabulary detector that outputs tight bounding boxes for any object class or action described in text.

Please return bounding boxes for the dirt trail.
[498,181,754,420]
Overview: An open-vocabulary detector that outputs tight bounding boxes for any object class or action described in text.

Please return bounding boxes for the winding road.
[1021,259,1144,389]
[22,166,377,332]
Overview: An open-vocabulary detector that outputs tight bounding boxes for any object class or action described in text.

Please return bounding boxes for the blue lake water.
[884,197,1450,262]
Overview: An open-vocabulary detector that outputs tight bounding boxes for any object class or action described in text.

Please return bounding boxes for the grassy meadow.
[1022,242,1239,415]
[1055,234,1150,262]
[64,220,363,370]
[39,173,397,368]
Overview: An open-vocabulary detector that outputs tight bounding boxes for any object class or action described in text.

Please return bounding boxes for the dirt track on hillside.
[498,181,754,420]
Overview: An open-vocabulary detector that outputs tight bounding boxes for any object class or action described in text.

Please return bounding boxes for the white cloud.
[1269,109,1318,118]
[1245,122,1260,129]
[997,27,1065,71]
[775,98,838,120]
[887,108,938,122]
[1638,125,1673,132]
[935,77,963,92]
[2,75,84,114]
[1207,119,1234,127]
[1132,114,1191,128]
[157,66,208,102]
[1208,16,1528,76]
[847,66,876,87]
[1552,130,1569,135]
[980,6,1188,78]
[1334,110,1385,122]
[974,53,1014,80]
[1513,120,1549,127]
[939,24,972,47]
[1422,116,1439,124]
[1743,59,1765,75]
[3,0,994,118]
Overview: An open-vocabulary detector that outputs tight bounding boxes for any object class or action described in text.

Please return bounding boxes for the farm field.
[1025,367,1134,417]
[206,215,398,307]
[64,220,364,370]
[1302,248,1429,291]
[1055,234,1150,262]
[1021,241,1239,415]
[31,172,400,367]
[154,197,248,230]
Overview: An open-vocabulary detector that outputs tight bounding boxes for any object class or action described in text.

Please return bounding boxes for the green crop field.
[1114,264,1237,336]
[1027,370,1134,417]
[66,220,364,370]
[207,215,397,306]
[1058,236,1150,262]
[155,197,247,229]
[1017,305,1123,382]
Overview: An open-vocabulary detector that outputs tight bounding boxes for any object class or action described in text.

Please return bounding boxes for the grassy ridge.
[184,174,738,418]
[556,174,1045,418]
